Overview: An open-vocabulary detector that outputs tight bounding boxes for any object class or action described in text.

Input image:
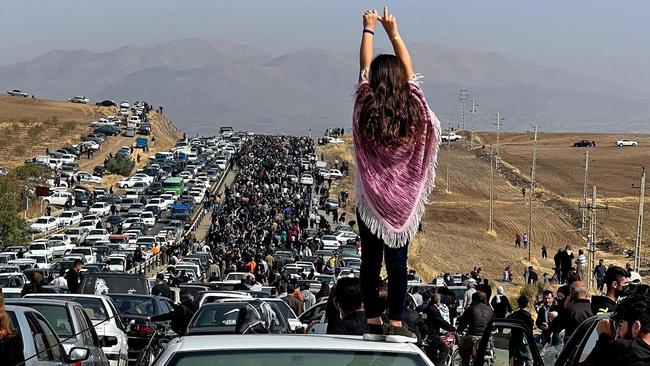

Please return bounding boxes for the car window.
[33,312,66,362]
[27,304,74,338]
[300,303,325,323]
[75,308,96,346]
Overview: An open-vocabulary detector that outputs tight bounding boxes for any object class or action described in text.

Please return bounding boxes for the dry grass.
[321,132,648,289]
[0,95,109,169]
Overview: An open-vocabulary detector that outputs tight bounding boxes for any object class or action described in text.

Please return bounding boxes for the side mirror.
[100,335,118,347]
[68,347,89,362]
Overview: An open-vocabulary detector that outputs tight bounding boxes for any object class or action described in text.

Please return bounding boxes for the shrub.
[105,156,135,176]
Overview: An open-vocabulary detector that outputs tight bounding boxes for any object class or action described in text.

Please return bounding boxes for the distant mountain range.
[1,38,648,134]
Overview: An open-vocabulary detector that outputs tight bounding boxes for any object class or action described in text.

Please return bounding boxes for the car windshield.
[27,304,74,337]
[35,218,49,224]
[30,244,46,250]
[89,230,104,235]
[71,248,90,254]
[52,297,108,321]
[109,295,155,316]
[192,303,242,328]
[167,350,424,366]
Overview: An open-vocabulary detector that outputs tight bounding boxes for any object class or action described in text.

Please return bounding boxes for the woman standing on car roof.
[354,6,440,343]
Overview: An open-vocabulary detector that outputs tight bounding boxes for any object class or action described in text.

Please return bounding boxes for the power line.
[633,167,646,272]
[581,150,590,233]
[469,99,478,150]
[488,144,495,233]
[459,89,469,130]
[528,123,538,262]
[493,113,504,170]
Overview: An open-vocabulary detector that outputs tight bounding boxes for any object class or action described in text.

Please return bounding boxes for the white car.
[89,202,111,216]
[188,190,204,204]
[75,171,102,184]
[65,227,89,244]
[159,194,175,206]
[29,216,58,233]
[300,174,314,185]
[154,335,433,365]
[7,89,28,97]
[128,115,141,125]
[69,247,95,264]
[106,254,128,273]
[131,173,154,184]
[122,217,142,230]
[68,96,89,104]
[335,231,358,244]
[46,240,71,257]
[49,234,73,247]
[85,229,109,245]
[25,293,129,366]
[616,139,638,147]
[117,176,148,188]
[81,140,101,150]
[57,210,83,226]
[42,191,75,206]
[28,241,54,258]
[23,253,51,269]
[215,159,227,170]
[320,235,340,251]
[329,169,343,178]
[119,101,130,109]
[57,153,77,164]
[78,219,97,231]
[441,132,463,142]
[146,198,169,211]
[139,212,156,227]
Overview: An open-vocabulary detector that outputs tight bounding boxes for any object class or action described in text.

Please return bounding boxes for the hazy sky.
[2,0,649,91]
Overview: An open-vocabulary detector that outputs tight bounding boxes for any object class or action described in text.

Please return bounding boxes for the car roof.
[165,334,422,353]
[6,298,76,308]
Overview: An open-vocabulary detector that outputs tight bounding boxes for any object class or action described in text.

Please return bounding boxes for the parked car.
[69,96,90,104]
[573,139,594,147]
[6,298,111,365]
[616,139,638,147]
[42,191,75,206]
[107,294,174,364]
[7,89,29,97]
[29,216,58,233]
[96,99,117,107]
[123,128,136,137]
[155,334,434,365]
[89,202,111,216]
[4,305,94,365]
[441,132,463,142]
[25,293,130,366]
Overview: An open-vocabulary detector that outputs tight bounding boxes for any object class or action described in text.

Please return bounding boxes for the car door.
[473,319,547,366]
[25,311,67,365]
[75,307,105,366]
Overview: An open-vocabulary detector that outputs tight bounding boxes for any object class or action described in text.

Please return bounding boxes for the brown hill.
[0,94,182,174]
[317,132,647,287]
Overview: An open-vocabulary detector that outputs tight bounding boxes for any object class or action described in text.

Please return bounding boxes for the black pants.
[358,213,408,321]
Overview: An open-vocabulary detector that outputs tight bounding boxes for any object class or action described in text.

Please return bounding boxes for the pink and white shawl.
[353,76,441,248]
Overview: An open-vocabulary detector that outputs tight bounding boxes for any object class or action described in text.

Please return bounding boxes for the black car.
[96,194,122,207]
[107,294,174,364]
[95,100,117,107]
[573,139,594,147]
[106,215,123,228]
[129,222,148,235]
[94,126,120,136]
[138,124,151,135]
[63,146,80,156]
[93,165,106,177]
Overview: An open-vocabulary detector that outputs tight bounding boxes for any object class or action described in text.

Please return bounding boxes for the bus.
[162,177,184,197]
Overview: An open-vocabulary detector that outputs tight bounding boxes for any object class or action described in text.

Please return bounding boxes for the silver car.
[4,305,94,365]
[6,299,111,366]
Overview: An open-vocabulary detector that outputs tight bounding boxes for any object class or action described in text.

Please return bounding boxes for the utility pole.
[528,123,538,261]
[579,186,609,288]
[581,150,590,233]
[488,145,495,233]
[446,120,452,194]
[470,99,478,150]
[459,89,469,130]
[494,113,503,170]
[633,167,646,272]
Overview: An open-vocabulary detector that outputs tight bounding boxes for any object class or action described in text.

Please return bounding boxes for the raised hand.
[363,9,380,30]
[378,6,399,38]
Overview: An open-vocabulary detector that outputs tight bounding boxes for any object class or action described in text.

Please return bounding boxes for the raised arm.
[360,9,380,82]
[379,6,415,79]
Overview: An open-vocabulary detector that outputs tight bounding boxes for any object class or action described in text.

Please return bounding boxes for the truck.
[135,137,148,150]
[441,132,463,142]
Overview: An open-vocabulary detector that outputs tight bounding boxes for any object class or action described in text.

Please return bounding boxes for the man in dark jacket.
[402,295,427,342]
[560,246,574,284]
[536,290,558,345]
[457,292,493,366]
[551,281,592,340]
[149,293,195,336]
[151,273,173,300]
[585,294,650,366]
[424,294,455,366]
[66,259,83,293]
[591,266,629,315]
[327,277,365,335]
[506,296,534,366]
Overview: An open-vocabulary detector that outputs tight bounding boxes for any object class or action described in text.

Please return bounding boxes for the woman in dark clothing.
[490,286,513,318]
[316,282,330,300]
[0,288,25,366]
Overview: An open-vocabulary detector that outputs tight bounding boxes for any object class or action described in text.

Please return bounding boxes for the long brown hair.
[358,54,424,147]
[0,288,16,340]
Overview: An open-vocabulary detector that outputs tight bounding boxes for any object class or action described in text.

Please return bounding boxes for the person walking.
[522,232,529,249]
[515,233,521,248]
[541,244,548,259]
[66,259,83,293]
[490,286,513,319]
[576,249,587,281]
[355,6,440,343]
[593,259,607,293]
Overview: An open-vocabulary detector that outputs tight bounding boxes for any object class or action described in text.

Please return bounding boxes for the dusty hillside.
[0,93,182,182]
[0,95,111,169]
[317,132,645,287]
[476,132,650,271]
